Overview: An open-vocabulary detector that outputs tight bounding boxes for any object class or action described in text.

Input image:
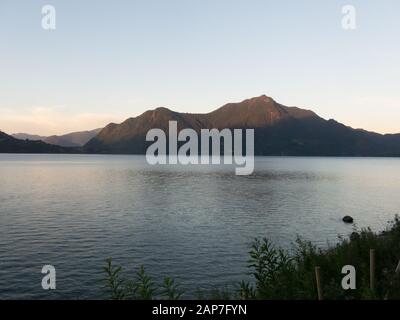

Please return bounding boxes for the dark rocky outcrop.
[343,216,354,223]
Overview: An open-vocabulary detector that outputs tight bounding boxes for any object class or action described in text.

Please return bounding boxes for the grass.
[102,216,400,300]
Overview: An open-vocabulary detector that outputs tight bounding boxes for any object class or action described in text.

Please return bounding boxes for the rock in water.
[343,216,354,223]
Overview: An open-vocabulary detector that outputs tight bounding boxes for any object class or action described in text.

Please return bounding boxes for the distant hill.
[43,128,102,147]
[85,95,400,156]
[12,133,47,141]
[0,131,80,153]
[12,128,102,147]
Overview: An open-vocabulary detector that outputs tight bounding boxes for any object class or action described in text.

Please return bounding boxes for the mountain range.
[2,95,400,156]
[0,131,79,153]
[12,128,102,147]
[85,95,400,156]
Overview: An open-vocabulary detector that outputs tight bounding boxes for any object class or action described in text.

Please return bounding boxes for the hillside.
[85,95,400,156]
[12,128,102,147]
[0,131,80,153]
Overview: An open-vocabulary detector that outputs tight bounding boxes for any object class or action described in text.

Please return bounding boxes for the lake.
[0,154,399,299]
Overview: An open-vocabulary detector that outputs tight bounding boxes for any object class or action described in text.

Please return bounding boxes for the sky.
[0,0,399,135]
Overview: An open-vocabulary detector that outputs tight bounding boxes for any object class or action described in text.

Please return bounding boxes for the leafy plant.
[161,277,183,300]
[102,261,183,300]
[101,258,126,300]
[102,215,400,300]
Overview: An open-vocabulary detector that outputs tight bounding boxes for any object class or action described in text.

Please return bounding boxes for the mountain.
[43,128,102,147]
[12,133,47,141]
[12,128,102,147]
[85,95,400,156]
[0,131,80,153]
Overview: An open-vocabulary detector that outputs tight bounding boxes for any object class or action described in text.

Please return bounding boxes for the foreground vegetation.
[102,216,400,300]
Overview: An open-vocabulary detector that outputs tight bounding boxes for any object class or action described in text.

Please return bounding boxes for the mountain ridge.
[2,95,400,155]
[12,128,102,147]
[0,131,80,153]
[84,95,400,156]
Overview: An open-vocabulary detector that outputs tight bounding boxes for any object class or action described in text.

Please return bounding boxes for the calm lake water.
[0,154,399,299]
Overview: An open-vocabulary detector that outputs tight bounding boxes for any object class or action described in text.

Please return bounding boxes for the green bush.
[102,216,400,300]
[101,261,183,300]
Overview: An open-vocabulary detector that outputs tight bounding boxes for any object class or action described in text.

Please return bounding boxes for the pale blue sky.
[0,0,399,135]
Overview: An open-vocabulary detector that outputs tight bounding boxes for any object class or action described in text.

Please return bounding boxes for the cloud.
[0,106,125,136]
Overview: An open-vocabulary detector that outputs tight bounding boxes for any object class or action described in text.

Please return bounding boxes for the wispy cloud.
[0,106,125,136]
